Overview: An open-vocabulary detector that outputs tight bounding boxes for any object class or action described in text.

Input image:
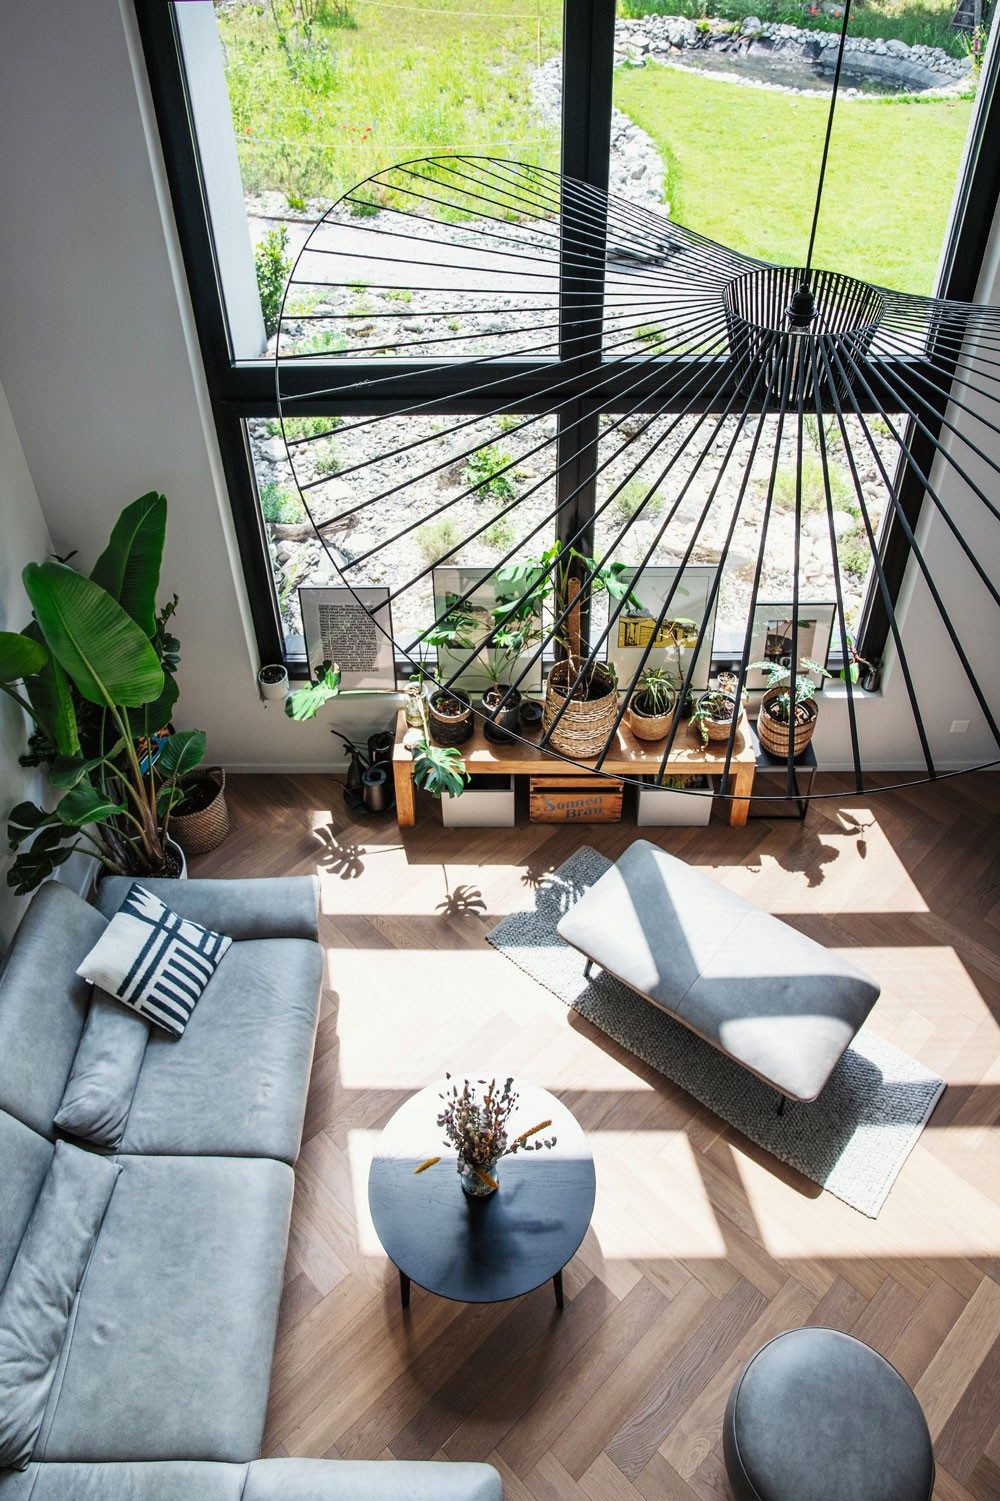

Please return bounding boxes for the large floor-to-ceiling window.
[136,0,1000,677]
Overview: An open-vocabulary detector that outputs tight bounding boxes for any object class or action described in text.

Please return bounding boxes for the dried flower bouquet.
[414,1075,556,1193]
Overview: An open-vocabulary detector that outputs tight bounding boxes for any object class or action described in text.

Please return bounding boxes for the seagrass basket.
[170,767,230,856]
[543,660,620,759]
[626,696,676,742]
[756,688,818,759]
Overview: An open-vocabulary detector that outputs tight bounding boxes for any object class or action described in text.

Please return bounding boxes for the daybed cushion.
[557,839,880,1102]
[36,1153,293,1465]
[96,876,320,943]
[243,1459,505,1501]
[0,883,106,1136]
[112,937,323,1163]
[0,1142,120,1469]
[0,1461,248,1501]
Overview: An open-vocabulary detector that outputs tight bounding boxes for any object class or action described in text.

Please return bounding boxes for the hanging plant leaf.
[90,491,167,638]
[0,632,47,684]
[7,801,59,851]
[285,662,342,721]
[6,827,75,895]
[23,562,164,709]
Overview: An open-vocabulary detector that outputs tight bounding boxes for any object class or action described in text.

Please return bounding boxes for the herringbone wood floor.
[193,772,1000,1500]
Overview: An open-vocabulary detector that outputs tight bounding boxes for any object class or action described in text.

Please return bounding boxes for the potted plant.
[636,772,713,828]
[499,542,643,759]
[426,585,542,744]
[0,493,208,893]
[750,657,831,758]
[257,663,288,701]
[626,663,679,742]
[690,671,742,747]
[426,684,475,747]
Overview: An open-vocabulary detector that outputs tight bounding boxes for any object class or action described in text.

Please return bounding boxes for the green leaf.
[57,783,127,828]
[6,828,75,896]
[23,561,164,709]
[126,672,180,739]
[7,801,59,850]
[0,632,47,684]
[90,492,167,637]
[155,728,207,778]
[285,662,341,721]
[21,622,81,756]
[49,754,112,790]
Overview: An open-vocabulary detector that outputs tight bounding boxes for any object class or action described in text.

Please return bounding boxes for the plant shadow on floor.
[312,824,367,879]
[436,883,487,918]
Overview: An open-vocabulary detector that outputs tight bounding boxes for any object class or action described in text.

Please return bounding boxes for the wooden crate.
[528,774,623,824]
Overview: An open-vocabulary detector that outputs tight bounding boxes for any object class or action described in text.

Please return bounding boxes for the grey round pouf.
[723,1328,934,1501]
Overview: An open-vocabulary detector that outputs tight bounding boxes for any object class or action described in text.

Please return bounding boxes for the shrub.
[311,438,340,476]
[463,444,516,503]
[260,482,306,525]
[608,478,665,527]
[266,415,343,442]
[298,328,350,355]
[771,455,856,514]
[385,287,412,303]
[482,517,515,550]
[254,225,291,338]
[417,518,463,563]
[838,531,871,578]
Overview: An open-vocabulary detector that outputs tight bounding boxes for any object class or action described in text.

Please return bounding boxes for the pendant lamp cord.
[804,0,853,279]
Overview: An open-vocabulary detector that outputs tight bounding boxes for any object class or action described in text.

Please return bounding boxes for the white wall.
[0,381,93,942]
[0,0,994,783]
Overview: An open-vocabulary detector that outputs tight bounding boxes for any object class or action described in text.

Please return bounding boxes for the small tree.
[255,225,291,339]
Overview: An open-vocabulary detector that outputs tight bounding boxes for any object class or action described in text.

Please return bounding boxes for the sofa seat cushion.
[0,883,106,1136]
[96,876,320,943]
[114,937,323,1164]
[0,1142,120,1469]
[0,1461,248,1501]
[557,840,880,1102]
[243,1459,504,1501]
[37,1153,293,1465]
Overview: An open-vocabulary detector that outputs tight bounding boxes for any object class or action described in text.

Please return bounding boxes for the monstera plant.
[0,492,207,894]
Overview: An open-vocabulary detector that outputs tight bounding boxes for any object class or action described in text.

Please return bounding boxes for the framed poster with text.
[606,565,720,693]
[298,586,396,691]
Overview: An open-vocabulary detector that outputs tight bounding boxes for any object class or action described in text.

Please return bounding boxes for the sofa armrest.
[95,877,320,943]
[242,1460,503,1501]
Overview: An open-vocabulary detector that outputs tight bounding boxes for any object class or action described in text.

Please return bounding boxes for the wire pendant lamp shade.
[274,18,1000,799]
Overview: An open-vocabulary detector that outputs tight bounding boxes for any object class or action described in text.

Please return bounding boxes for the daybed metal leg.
[776,1094,786,1117]
[583,958,595,980]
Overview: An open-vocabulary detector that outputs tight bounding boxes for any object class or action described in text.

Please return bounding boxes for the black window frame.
[135,0,1000,679]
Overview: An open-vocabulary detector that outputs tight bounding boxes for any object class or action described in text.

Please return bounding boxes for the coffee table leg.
[553,1269,564,1310]
[399,1268,411,1309]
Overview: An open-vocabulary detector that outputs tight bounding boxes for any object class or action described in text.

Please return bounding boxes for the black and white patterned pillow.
[76,884,232,1038]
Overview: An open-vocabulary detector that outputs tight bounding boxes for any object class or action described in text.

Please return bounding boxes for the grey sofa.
[0,877,501,1501]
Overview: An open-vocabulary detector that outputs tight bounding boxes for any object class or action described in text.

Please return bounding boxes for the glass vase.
[458,1154,499,1197]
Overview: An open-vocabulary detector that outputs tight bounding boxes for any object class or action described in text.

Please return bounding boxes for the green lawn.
[615,65,973,293]
[216,0,563,209]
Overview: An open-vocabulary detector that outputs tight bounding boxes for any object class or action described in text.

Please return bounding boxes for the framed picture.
[605,564,720,694]
[430,566,544,693]
[745,602,837,692]
[299,585,396,691]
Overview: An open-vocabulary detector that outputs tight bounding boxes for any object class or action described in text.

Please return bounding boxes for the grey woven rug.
[487,846,944,1217]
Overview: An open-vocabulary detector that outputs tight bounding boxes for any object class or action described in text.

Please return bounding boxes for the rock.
[261,436,285,463]
[741,15,761,34]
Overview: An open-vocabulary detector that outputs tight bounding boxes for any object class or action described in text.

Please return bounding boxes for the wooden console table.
[391,708,756,829]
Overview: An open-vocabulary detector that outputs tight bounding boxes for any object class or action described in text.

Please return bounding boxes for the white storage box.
[636,775,713,827]
[441,774,516,827]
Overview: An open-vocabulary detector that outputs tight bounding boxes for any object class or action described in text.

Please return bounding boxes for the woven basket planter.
[543,660,620,759]
[170,768,230,856]
[757,688,818,759]
[626,697,677,742]
[695,692,739,744]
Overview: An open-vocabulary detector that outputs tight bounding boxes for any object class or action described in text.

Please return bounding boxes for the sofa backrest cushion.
[53,989,151,1150]
[96,875,320,943]
[0,1110,54,1288]
[0,1140,120,1470]
[0,883,107,1137]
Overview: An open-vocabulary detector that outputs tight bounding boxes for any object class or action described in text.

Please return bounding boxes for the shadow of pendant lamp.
[274,0,1000,800]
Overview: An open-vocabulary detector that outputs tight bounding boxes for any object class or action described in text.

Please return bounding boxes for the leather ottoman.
[723,1327,934,1501]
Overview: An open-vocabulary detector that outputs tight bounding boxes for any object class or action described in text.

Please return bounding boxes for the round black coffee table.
[368,1078,596,1310]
